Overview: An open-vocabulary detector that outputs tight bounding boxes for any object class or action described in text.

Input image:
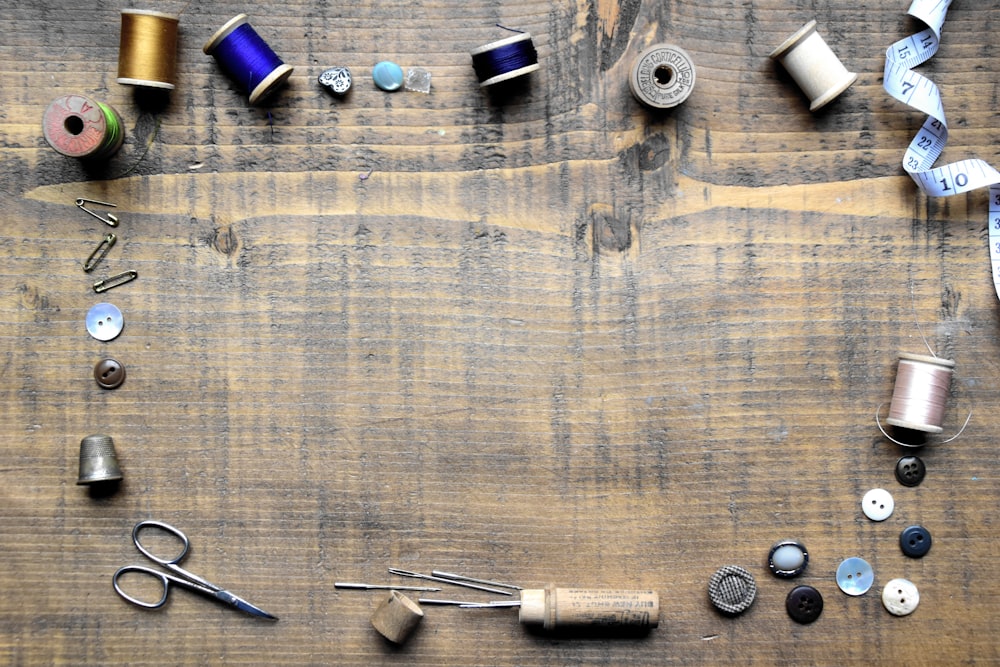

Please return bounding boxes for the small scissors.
[113,520,278,621]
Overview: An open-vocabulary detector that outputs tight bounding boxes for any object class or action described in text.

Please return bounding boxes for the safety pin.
[93,270,137,293]
[83,233,117,272]
[387,568,512,596]
[76,198,119,227]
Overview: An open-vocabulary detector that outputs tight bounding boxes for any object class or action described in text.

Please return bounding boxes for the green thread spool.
[42,94,125,159]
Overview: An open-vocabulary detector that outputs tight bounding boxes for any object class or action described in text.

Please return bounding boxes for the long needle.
[335,582,441,592]
[388,568,512,596]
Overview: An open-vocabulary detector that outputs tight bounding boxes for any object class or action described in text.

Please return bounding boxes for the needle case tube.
[518,587,659,630]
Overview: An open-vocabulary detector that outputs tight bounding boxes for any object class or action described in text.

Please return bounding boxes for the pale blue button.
[372,61,404,91]
[836,557,874,596]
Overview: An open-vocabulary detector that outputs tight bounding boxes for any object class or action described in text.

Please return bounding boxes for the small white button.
[882,578,919,616]
[862,488,894,521]
[86,303,124,342]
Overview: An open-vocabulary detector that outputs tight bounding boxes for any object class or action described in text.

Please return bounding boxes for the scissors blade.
[215,589,278,621]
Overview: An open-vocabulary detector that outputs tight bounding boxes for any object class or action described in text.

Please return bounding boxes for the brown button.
[94,358,126,389]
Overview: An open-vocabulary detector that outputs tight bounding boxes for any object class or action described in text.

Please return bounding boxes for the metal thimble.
[77,434,123,485]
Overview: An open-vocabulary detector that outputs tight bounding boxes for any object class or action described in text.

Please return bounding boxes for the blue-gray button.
[86,303,123,341]
[900,525,932,558]
[836,557,874,596]
[373,61,404,91]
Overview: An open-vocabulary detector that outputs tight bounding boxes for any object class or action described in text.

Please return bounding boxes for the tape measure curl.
[884,0,1000,301]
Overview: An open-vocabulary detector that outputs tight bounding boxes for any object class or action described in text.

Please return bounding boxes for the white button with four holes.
[862,488,894,521]
[882,578,919,616]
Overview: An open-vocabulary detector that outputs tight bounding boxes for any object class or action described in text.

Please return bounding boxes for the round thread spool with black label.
[629,43,696,109]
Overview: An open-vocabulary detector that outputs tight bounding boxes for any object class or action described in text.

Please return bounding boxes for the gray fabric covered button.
[708,565,757,615]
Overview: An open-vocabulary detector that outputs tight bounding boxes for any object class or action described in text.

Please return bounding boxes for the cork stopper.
[370,591,424,643]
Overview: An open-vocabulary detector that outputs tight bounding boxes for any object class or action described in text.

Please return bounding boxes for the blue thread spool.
[470,33,539,87]
[203,14,294,105]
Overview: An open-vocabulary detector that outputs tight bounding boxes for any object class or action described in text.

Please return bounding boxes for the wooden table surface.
[3,0,1000,664]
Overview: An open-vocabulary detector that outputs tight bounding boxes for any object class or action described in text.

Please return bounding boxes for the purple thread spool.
[203,14,294,105]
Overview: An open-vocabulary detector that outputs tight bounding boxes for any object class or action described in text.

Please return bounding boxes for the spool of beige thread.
[370,591,424,644]
[769,20,857,111]
[886,353,955,434]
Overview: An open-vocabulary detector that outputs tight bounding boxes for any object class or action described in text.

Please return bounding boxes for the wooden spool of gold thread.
[117,9,180,90]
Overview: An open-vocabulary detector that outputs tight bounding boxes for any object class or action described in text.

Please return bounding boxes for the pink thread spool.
[886,353,954,435]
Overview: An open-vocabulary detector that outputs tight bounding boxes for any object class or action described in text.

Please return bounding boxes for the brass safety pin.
[83,233,117,273]
[76,198,119,227]
[93,270,137,293]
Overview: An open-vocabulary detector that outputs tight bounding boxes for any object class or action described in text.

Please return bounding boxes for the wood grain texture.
[2,0,1000,664]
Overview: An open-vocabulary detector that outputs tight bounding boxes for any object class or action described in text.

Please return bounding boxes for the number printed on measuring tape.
[884,0,1000,300]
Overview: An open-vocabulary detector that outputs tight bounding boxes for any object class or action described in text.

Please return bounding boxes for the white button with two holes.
[862,488,894,521]
[882,578,919,616]
[86,303,124,342]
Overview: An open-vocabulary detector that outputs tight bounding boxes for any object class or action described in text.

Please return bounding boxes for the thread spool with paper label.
[770,20,857,111]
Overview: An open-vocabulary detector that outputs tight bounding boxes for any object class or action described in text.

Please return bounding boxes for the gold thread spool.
[886,353,954,434]
[769,20,857,111]
[117,9,180,90]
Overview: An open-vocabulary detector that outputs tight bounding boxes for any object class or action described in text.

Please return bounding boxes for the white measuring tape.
[884,0,1000,301]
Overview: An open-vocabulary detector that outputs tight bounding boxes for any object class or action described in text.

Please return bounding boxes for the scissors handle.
[113,565,219,609]
[132,520,190,566]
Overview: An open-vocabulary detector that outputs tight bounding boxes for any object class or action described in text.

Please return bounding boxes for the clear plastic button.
[862,488,894,521]
[86,303,124,341]
[836,557,874,596]
[882,578,919,616]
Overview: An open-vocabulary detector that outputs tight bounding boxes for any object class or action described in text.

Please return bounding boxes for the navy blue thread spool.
[470,33,539,87]
[203,14,294,105]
